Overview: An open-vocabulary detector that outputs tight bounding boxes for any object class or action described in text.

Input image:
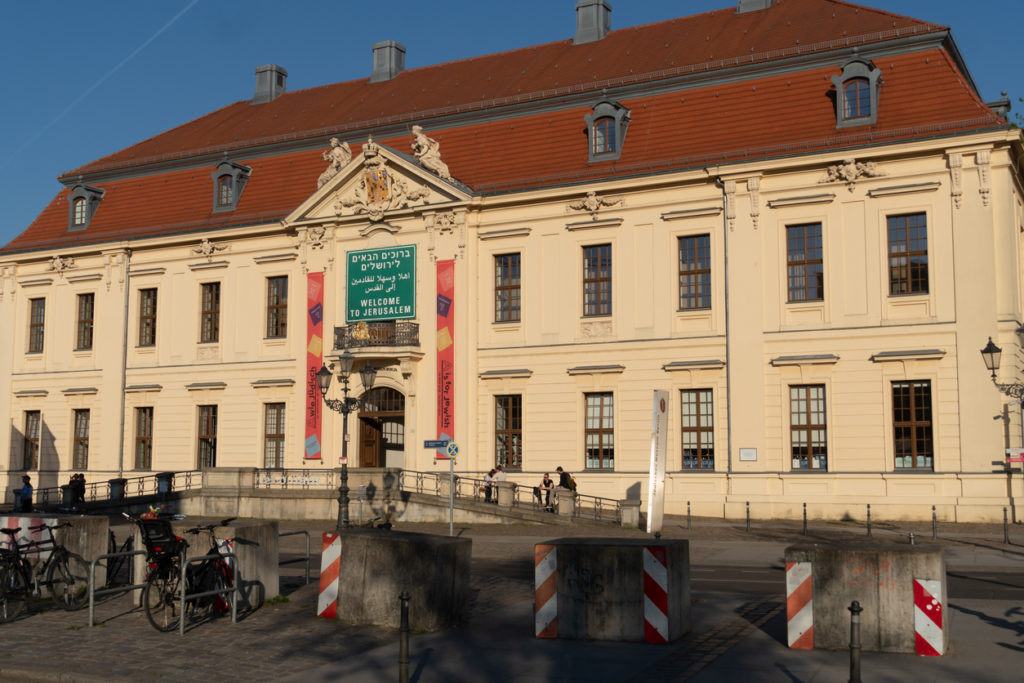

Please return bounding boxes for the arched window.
[593,117,616,155]
[832,56,881,128]
[72,197,87,226]
[843,78,871,120]
[217,174,233,206]
[585,97,629,162]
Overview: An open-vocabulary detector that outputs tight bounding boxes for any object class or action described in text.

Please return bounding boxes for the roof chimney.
[253,64,287,104]
[573,0,612,45]
[370,40,406,83]
[737,0,773,12]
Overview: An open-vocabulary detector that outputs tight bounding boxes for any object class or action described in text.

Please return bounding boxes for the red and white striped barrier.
[643,546,669,643]
[786,561,814,649]
[534,544,557,638]
[317,533,341,619]
[914,578,944,656]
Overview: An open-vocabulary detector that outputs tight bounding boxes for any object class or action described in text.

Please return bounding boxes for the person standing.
[482,469,496,503]
[17,475,33,513]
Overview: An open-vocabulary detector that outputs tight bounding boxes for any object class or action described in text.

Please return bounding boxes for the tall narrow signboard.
[304,272,324,460]
[436,260,455,454]
[647,390,669,534]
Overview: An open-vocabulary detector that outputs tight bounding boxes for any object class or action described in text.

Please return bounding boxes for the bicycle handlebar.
[184,518,236,535]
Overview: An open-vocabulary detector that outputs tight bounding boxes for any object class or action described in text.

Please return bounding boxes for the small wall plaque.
[739,448,757,462]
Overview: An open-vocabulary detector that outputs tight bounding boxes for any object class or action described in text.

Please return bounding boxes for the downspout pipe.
[117,250,131,478]
[713,177,733,474]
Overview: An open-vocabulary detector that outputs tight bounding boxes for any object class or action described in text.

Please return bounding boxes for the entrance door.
[357,388,405,468]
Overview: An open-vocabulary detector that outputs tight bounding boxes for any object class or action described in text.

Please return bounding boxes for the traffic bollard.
[1005,507,1011,545]
[746,501,750,532]
[866,504,872,537]
[848,600,863,683]
[399,590,410,683]
[687,501,691,530]
[908,532,915,546]
[932,505,937,540]
[802,502,807,535]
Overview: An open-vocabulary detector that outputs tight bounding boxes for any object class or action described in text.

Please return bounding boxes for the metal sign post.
[426,439,457,536]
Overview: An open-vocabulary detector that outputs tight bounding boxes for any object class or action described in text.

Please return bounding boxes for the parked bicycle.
[129,514,236,632]
[0,522,89,621]
[105,527,135,587]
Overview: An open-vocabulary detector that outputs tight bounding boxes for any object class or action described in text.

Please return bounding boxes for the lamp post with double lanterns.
[316,349,377,530]
[980,337,1024,400]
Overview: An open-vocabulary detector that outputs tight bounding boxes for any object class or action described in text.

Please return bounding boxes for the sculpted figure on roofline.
[410,125,451,180]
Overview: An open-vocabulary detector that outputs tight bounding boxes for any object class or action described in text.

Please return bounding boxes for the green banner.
[346,245,416,322]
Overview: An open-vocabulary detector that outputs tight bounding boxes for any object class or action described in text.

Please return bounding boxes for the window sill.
[887,292,930,299]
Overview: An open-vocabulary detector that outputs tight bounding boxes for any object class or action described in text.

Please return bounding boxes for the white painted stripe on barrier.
[317,534,341,618]
[643,593,669,636]
[785,561,812,594]
[642,547,668,590]
[789,600,813,645]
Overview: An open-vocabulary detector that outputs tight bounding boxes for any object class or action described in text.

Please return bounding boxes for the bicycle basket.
[138,518,184,558]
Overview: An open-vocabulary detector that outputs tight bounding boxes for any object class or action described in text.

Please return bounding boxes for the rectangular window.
[494,254,521,323]
[787,223,824,302]
[200,283,220,343]
[198,405,217,468]
[134,407,153,470]
[73,409,90,470]
[264,403,286,468]
[681,389,714,469]
[583,244,612,316]
[791,385,827,470]
[23,411,41,470]
[495,395,522,470]
[138,288,157,347]
[678,235,711,310]
[584,392,614,469]
[266,276,288,338]
[28,298,45,353]
[888,213,928,295]
[76,293,95,351]
[893,380,933,470]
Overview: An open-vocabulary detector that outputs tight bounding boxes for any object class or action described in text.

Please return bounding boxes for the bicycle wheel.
[0,561,28,622]
[47,551,90,610]
[143,567,183,632]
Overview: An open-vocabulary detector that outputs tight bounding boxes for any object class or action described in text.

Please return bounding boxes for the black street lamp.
[981,337,1024,399]
[317,350,378,529]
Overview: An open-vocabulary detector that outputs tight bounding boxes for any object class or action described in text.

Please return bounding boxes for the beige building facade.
[2,0,1022,521]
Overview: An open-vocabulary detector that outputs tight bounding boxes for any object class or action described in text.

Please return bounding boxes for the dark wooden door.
[359,417,381,467]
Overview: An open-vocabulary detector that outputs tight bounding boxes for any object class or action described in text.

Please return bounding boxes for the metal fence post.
[1005,507,1011,545]
[687,501,691,530]
[848,600,863,683]
[399,590,410,683]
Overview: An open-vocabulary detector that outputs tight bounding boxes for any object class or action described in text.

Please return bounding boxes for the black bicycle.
[105,528,135,587]
[0,522,89,621]
[131,514,236,632]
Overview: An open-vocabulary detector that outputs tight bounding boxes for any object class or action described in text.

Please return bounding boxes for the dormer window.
[585,97,629,162]
[832,57,881,128]
[217,174,233,207]
[67,184,105,231]
[210,159,251,212]
[73,198,87,226]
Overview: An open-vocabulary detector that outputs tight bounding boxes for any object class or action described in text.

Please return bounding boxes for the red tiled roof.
[3,44,1000,256]
[61,0,944,178]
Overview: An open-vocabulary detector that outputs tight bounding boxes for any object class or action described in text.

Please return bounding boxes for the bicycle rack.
[87,549,148,627]
[278,530,310,585]
[178,551,239,635]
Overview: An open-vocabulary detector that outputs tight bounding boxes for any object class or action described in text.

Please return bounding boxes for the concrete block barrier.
[534,538,691,642]
[331,528,471,631]
[784,541,947,655]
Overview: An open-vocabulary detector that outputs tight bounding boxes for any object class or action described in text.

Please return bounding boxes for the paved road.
[0,515,1020,681]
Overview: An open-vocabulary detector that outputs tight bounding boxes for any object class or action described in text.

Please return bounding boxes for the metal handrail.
[88,548,148,627]
[278,530,310,585]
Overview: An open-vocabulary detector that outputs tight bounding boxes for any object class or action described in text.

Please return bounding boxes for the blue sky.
[0,0,1020,250]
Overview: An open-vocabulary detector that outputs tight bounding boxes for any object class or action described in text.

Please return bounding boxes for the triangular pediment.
[286,138,471,227]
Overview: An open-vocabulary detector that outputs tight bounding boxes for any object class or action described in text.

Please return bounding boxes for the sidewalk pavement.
[0,515,1019,681]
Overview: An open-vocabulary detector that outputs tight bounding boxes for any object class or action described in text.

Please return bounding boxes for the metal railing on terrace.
[334,321,419,350]
[30,470,201,508]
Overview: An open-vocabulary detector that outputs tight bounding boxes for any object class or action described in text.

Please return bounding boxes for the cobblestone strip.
[629,597,785,683]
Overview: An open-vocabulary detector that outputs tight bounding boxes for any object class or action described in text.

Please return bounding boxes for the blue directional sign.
[423,440,450,449]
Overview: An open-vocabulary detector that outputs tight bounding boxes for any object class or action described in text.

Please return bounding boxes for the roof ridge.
[821,0,948,30]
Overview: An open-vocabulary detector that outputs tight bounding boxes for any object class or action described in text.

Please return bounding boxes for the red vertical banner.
[305,272,325,460]
[436,260,455,456]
